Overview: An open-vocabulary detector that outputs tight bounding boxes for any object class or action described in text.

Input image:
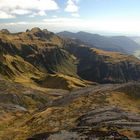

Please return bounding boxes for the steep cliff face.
[65,40,140,83]
[1,28,140,86]
[0,28,76,75]
[0,53,43,80]
[0,28,140,140]
[0,28,85,90]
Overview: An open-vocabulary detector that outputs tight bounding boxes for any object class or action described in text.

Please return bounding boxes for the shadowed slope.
[65,39,140,83]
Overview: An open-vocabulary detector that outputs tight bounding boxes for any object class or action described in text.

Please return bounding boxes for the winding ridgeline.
[0,28,140,140]
[0,28,140,88]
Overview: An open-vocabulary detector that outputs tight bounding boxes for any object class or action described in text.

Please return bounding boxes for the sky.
[0,0,140,35]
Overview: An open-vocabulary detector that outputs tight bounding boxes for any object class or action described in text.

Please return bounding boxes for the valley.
[0,28,140,140]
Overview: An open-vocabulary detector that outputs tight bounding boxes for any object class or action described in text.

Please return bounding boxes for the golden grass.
[107,91,140,113]
[0,30,63,49]
[38,74,87,90]
[92,48,140,64]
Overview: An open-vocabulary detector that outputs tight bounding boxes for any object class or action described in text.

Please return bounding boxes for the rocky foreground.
[0,28,140,140]
[1,28,140,89]
[0,79,139,140]
[26,83,140,140]
[28,107,140,140]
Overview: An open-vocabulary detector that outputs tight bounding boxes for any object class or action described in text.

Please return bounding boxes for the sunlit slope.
[0,28,87,90]
[1,82,138,140]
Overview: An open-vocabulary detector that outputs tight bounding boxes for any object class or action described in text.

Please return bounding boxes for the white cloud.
[11,9,31,15]
[0,0,59,11]
[7,22,28,25]
[28,11,47,17]
[0,11,15,19]
[2,17,140,35]
[39,18,140,35]
[0,0,59,18]
[71,13,80,17]
[38,11,47,16]
[43,17,81,25]
[28,14,36,18]
[65,0,79,13]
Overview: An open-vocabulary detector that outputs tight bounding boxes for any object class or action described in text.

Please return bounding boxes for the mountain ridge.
[0,28,88,90]
[0,28,140,140]
[58,31,140,54]
[1,28,140,86]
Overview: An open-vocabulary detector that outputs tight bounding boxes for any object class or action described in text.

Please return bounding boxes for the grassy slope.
[36,74,87,90]
[0,29,140,139]
[92,48,140,64]
[0,83,139,140]
[65,41,140,83]
[0,30,88,90]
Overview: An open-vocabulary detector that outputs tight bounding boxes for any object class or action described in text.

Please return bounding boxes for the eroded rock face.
[77,107,140,130]
[0,29,10,34]
[1,28,140,140]
[0,79,51,109]
[0,28,85,90]
[65,40,140,83]
[1,28,140,84]
[0,29,77,77]
[26,82,140,140]
[28,107,140,140]
[75,107,140,139]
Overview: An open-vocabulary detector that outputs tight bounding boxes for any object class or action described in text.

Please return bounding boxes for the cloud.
[38,11,47,16]
[43,17,81,25]
[0,0,59,18]
[6,22,28,25]
[2,17,140,35]
[11,9,31,15]
[0,0,59,11]
[0,11,15,19]
[71,13,80,17]
[28,11,47,17]
[65,0,79,13]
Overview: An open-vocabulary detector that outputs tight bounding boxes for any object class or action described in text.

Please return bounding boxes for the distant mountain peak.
[30,27,42,33]
[0,29,10,34]
[43,29,49,33]
[58,31,140,54]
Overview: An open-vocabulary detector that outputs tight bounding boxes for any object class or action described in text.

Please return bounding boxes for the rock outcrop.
[26,83,140,140]
[0,28,86,90]
[65,39,140,83]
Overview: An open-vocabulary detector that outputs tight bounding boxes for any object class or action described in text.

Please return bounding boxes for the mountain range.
[0,28,140,140]
[58,31,140,54]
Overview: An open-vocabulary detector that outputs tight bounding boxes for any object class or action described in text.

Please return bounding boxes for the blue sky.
[0,0,140,35]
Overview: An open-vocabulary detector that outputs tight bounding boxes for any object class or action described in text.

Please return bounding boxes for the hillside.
[65,39,140,83]
[131,36,140,59]
[0,82,139,140]
[0,28,87,90]
[109,36,140,54]
[58,31,140,54]
[1,28,140,86]
[0,28,140,140]
[131,36,140,45]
